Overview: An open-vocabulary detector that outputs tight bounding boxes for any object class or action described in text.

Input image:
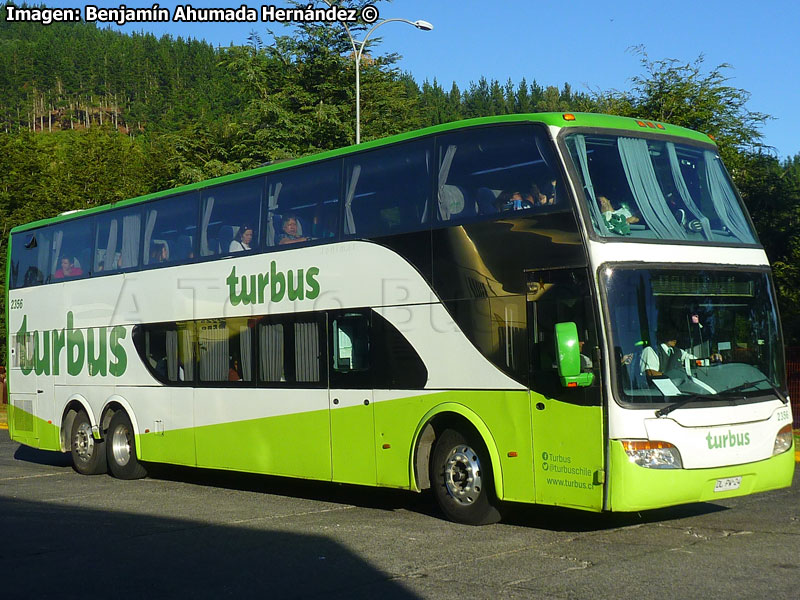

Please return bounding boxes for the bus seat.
[476,187,499,215]
[218,226,236,253]
[173,235,193,261]
[440,184,475,219]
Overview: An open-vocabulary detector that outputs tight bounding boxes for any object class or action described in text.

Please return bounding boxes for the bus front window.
[565,133,757,244]
[602,268,784,405]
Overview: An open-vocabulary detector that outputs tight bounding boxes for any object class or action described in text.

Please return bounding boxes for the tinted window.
[94,207,141,273]
[265,160,340,248]
[197,318,254,383]
[143,192,199,266]
[200,177,263,257]
[565,134,757,244]
[51,218,94,281]
[344,139,432,237]
[436,124,563,223]
[10,229,52,288]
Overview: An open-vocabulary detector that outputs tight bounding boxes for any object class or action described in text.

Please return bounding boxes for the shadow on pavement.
[0,494,422,599]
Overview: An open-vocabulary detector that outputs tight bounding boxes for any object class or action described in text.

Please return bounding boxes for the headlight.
[773,424,793,456]
[621,440,683,469]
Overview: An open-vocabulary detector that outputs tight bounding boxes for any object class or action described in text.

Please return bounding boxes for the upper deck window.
[143,192,199,266]
[200,178,263,257]
[10,229,52,289]
[436,124,564,225]
[565,133,757,244]
[343,139,432,238]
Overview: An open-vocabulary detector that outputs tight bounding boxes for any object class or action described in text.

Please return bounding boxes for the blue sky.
[40,0,800,158]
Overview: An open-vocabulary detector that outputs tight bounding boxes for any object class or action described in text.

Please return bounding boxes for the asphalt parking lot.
[1,433,798,599]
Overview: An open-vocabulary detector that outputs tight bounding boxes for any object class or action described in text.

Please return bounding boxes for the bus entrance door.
[527,267,605,510]
[328,310,376,486]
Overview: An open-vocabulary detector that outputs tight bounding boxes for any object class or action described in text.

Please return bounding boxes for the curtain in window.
[617,137,686,239]
[259,323,284,382]
[178,324,194,382]
[344,165,361,234]
[200,196,215,256]
[166,329,178,381]
[666,143,712,240]
[120,214,140,268]
[295,322,319,383]
[572,135,610,235]
[437,144,458,220]
[51,230,63,278]
[143,209,157,265]
[239,324,252,382]
[102,218,118,271]
[703,151,754,242]
[199,323,228,381]
[266,182,282,246]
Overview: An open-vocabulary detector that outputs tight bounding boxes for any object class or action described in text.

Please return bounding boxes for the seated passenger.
[531,178,558,206]
[54,256,83,279]
[495,190,533,212]
[150,242,168,264]
[278,215,309,245]
[229,225,254,252]
[598,195,639,224]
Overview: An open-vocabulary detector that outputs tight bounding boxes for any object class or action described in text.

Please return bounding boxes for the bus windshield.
[603,267,784,404]
[564,133,757,244]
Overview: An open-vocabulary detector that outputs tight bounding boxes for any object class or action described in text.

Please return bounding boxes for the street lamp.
[334,14,433,144]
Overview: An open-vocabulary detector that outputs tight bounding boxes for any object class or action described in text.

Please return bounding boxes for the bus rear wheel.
[430,428,501,525]
[70,409,107,475]
[106,411,147,480]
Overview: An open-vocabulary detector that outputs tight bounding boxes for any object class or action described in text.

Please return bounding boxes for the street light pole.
[334,15,433,144]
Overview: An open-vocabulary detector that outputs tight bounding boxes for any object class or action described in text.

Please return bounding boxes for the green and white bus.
[6,113,794,524]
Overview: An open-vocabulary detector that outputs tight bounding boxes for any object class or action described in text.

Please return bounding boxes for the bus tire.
[430,428,501,525]
[106,411,147,480]
[70,409,108,475]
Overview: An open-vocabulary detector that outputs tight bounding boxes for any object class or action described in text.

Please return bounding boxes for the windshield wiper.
[655,393,724,418]
[656,378,788,418]
[721,378,788,404]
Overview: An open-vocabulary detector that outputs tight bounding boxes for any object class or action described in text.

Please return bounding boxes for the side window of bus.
[94,208,141,273]
[200,177,263,257]
[10,229,52,288]
[264,161,340,248]
[371,311,428,389]
[529,268,599,402]
[50,218,94,281]
[196,318,255,384]
[330,311,371,389]
[258,315,325,386]
[143,192,199,267]
[133,321,195,383]
[343,139,433,238]
[436,125,562,224]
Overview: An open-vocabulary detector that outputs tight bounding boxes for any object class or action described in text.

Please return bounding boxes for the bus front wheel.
[70,409,107,475]
[106,411,147,480]
[431,428,501,525]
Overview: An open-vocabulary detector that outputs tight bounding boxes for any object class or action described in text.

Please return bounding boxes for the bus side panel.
[374,390,536,503]
[606,440,795,512]
[531,397,605,511]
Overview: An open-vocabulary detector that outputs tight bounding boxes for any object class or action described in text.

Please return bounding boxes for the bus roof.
[10,112,716,234]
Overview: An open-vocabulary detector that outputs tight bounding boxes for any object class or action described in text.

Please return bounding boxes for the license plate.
[714,476,742,492]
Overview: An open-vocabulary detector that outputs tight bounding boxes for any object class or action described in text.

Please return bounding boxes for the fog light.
[622,440,683,469]
[773,424,793,456]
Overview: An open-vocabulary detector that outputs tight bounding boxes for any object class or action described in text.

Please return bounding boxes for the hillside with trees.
[1,0,800,352]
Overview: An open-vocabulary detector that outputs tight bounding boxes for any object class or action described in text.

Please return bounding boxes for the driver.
[640,326,722,379]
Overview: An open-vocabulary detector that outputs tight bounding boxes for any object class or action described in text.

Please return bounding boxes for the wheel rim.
[444,444,483,505]
[111,424,132,467]
[73,422,94,462]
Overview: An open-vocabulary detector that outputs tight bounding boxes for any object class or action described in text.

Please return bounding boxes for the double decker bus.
[6,113,794,524]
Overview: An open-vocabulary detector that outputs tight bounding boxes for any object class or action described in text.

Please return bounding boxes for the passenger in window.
[150,242,168,264]
[228,358,242,381]
[229,225,254,252]
[495,191,534,213]
[531,179,558,206]
[54,256,83,279]
[278,215,309,245]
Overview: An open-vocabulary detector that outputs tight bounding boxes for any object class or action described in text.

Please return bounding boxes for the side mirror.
[554,321,594,388]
